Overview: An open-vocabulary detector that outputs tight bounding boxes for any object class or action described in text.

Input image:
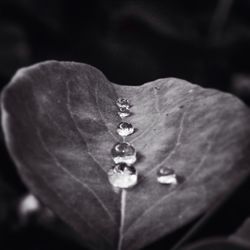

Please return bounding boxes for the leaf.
[1,61,250,250]
[182,217,250,250]
[182,238,250,250]
[230,217,250,247]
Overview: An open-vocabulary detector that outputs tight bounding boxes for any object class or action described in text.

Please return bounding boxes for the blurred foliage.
[0,0,250,249]
[0,0,250,91]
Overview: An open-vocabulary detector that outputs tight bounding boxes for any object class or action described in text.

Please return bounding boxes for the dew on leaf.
[108,163,138,189]
[157,167,178,185]
[111,142,137,165]
[117,122,135,137]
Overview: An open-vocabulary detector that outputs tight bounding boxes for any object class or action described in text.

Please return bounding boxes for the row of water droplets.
[107,97,178,189]
[108,98,138,189]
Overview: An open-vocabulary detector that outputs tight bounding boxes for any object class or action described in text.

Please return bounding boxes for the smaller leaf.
[230,217,250,247]
[182,238,250,250]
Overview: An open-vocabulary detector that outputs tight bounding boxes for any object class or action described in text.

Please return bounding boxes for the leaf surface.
[2,61,250,250]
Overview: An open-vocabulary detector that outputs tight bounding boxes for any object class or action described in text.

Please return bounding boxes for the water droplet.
[118,107,131,119]
[108,163,138,188]
[111,142,137,165]
[117,122,134,137]
[18,194,40,216]
[157,167,178,185]
[119,107,129,112]
[116,98,130,109]
[118,111,130,119]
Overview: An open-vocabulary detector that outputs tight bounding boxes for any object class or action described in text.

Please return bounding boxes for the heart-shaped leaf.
[1,61,250,250]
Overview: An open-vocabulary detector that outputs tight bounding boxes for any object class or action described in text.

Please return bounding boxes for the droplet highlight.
[109,97,139,189]
[118,107,131,119]
[157,167,178,185]
[19,194,40,216]
[117,122,134,137]
[116,98,131,109]
[108,163,138,189]
[111,142,137,165]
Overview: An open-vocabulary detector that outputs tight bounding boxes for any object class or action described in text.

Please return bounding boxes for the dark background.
[0,0,250,249]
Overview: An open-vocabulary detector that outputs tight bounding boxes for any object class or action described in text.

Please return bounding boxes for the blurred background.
[1,0,250,249]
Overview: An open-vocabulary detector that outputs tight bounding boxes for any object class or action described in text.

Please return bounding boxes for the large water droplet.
[108,163,138,189]
[117,122,134,137]
[116,98,130,109]
[157,167,178,185]
[118,107,131,119]
[111,142,137,165]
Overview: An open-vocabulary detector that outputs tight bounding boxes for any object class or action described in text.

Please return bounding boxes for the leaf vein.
[24,101,112,246]
[130,86,161,144]
[118,190,126,250]
[65,81,115,224]
[146,111,186,178]
[95,81,117,140]
[123,136,213,238]
[65,81,106,172]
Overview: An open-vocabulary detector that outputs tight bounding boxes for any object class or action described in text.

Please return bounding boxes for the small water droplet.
[116,98,130,109]
[108,163,138,188]
[118,107,131,119]
[118,111,130,119]
[111,142,137,165]
[119,107,129,112]
[117,122,134,137]
[18,194,40,220]
[157,167,178,185]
